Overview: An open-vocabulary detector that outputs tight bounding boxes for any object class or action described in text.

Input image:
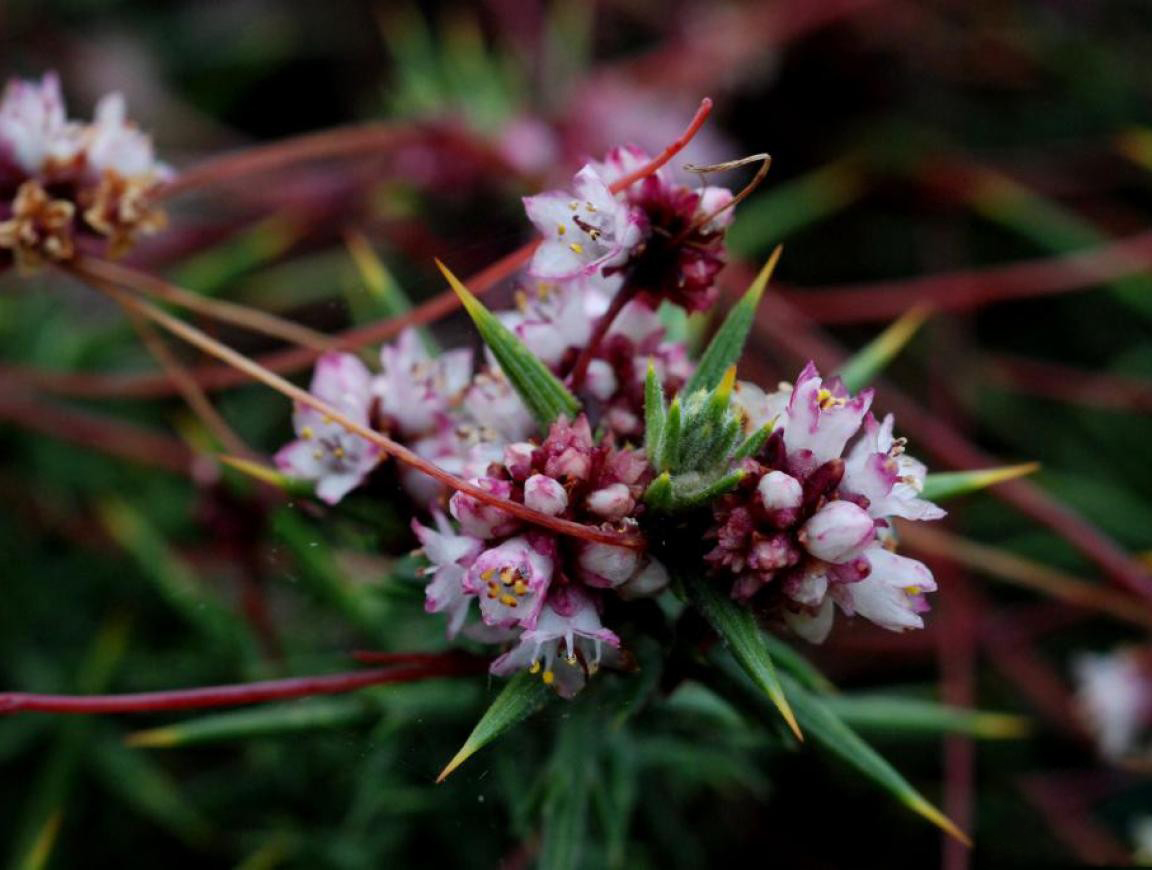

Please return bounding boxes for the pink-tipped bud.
[524,474,568,517]
[618,557,670,600]
[503,442,536,479]
[584,483,634,520]
[577,541,641,588]
[449,477,520,539]
[584,359,619,401]
[800,500,875,564]
[757,471,803,512]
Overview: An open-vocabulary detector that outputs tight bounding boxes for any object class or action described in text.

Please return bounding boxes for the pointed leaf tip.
[685,574,803,740]
[920,462,1040,502]
[437,672,551,783]
[837,304,932,392]
[685,247,782,395]
[436,260,581,427]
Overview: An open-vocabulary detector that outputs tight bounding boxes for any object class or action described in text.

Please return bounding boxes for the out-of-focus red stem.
[9,242,538,401]
[779,228,1152,323]
[0,392,192,473]
[1017,774,1133,865]
[0,661,486,715]
[988,354,1152,412]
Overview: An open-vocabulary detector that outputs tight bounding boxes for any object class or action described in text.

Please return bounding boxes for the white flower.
[464,535,555,628]
[524,474,568,516]
[274,352,381,504]
[833,545,937,633]
[0,73,82,175]
[412,512,482,638]
[490,586,621,697]
[84,92,171,181]
[1074,649,1152,759]
[523,164,646,282]
[843,414,945,521]
[374,329,471,438]
[778,362,873,470]
[577,540,641,588]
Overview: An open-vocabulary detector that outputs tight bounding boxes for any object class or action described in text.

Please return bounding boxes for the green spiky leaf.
[644,362,667,460]
[920,463,1040,502]
[437,672,552,782]
[774,672,970,844]
[819,694,1029,739]
[683,573,802,740]
[438,260,580,427]
[684,246,781,394]
[126,698,378,749]
[837,305,930,392]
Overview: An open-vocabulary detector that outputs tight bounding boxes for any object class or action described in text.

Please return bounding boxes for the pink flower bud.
[618,557,670,600]
[449,477,520,539]
[577,541,641,588]
[800,500,876,564]
[503,442,536,479]
[524,474,568,517]
[584,359,618,401]
[757,471,803,512]
[584,483,634,520]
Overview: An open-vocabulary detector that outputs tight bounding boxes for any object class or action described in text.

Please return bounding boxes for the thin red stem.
[0,661,486,715]
[567,284,640,391]
[607,98,714,193]
[779,228,1152,324]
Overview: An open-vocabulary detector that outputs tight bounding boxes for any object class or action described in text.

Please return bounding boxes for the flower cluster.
[524,145,732,312]
[277,142,948,696]
[709,364,945,642]
[0,73,170,269]
[415,416,666,697]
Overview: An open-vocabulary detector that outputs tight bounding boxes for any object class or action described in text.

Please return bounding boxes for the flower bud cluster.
[707,363,945,642]
[414,416,668,696]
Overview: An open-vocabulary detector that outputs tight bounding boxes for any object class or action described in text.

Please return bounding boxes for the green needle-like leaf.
[644,361,667,459]
[685,246,781,395]
[437,672,552,782]
[761,634,836,694]
[778,673,970,845]
[920,463,1040,502]
[126,697,378,749]
[837,305,930,392]
[819,694,1029,739]
[684,574,802,740]
[438,259,580,427]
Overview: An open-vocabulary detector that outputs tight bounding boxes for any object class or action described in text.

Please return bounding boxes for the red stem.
[607,98,713,193]
[779,228,1152,323]
[0,660,486,715]
[566,284,640,391]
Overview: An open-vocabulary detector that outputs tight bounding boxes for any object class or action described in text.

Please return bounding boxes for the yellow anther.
[542,669,555,685]
[585,201,597,212]
[500,594,519,607]
[569,200,579,210]
[499,566,518,586]
[512,580,528,595]
[312,449,324,460]
[481,569,496,582]
[332,447,345,459]
[569,242,584,254]
[566,655,578,666]
[300,426,315,440]
[556,224,566,236]
[529,661,541,674]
